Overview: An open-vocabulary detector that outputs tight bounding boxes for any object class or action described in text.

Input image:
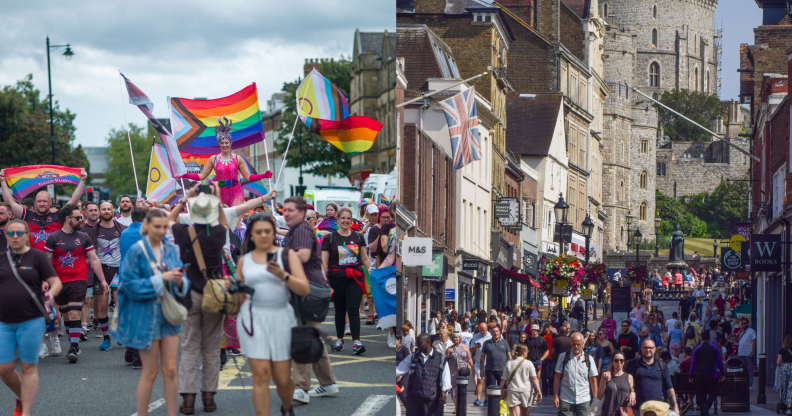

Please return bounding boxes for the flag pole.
[274,74,313,188]
[117,71,141,198]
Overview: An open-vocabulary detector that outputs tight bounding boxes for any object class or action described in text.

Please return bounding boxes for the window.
[694,68,699,91]
[550,161,555,189]
[620,181,624,202]
[652,29,658,47]
[640,170,648,189]
[641,140,649,154]
[649,62,660,87]
[639,202,647,221]
[662,163,666,175]
[431,43,451,77]
[569,126,577,165]
[652,92,659,101]
[657,163,661,175]
[604,4,608,19]
[706,70,709,92]
[653,5,657,18]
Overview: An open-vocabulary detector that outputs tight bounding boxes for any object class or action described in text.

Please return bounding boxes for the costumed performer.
[178,116,271,207]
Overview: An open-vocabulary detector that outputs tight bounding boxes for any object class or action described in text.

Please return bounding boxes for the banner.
[368,266,397,329]
[750,234,782,272]
[721,247,742,273]
[4,165,84,199]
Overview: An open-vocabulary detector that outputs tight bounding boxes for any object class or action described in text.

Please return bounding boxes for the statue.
[670,224,685,262]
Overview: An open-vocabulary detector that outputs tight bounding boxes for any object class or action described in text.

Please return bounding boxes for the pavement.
[1,308,394,416]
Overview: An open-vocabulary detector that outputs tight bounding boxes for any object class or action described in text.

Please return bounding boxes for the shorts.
[670,342,682,357]
[92,265,118,294]
[486,370,503,387]
[0,317,46,364]
[54,280,88,312]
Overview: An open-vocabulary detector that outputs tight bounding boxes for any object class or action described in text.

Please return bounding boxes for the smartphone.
[198,185,212,195]
[267,252,276,263]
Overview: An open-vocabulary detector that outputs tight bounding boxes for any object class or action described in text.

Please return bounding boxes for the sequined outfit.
[214,154,245,207]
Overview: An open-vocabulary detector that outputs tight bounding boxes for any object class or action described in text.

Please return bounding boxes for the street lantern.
[554,193,569,225]
[582,214,594,238]
[63,45,74,61]
[634,229,643,246]
[654,217,662,256]
[625,210,635,226]
[46,37,75,165]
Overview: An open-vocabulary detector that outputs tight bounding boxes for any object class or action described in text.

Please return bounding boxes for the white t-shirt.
[665,318,678,333]
[737,327,756,356]
[460,331,474,347]
[116,215,133,227]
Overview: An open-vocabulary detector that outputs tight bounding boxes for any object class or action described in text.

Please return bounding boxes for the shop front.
[420,248,449,332]
[491,236,515,311]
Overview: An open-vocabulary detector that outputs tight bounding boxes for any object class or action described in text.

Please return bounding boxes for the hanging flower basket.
[625,263,649,286]
[536,254,608,295]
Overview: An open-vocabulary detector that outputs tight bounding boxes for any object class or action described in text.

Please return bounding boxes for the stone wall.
[629,102,658,237]
[602,81,634,251]
[656,139,750,198]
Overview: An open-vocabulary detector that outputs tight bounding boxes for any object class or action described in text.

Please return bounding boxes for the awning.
[494,265,540,287]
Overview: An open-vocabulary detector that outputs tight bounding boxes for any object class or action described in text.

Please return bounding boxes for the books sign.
[750,234,782,272]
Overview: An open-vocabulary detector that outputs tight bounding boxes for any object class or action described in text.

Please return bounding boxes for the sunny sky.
[715,0,763,102]
[0,0,395,148]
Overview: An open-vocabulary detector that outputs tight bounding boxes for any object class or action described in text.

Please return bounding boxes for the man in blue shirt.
[118,207,147,369]
[625,339,678,415]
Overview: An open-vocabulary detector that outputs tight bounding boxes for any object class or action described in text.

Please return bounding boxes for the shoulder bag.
[189,226,241,315]
[290,291,332,364]
[6,250,53,324]
[289,234,330,322]
[137,240,187,326]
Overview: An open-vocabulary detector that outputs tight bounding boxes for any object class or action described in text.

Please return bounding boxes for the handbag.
[189,226,240,315]
[137,240,187,326]
[298,281,332,322]
[6,250,53,324]
[290,292,332,364]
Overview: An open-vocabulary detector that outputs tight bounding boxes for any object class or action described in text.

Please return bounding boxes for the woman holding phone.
[237,213,310,416]
[322,208,372,355]
[113,209,189,416]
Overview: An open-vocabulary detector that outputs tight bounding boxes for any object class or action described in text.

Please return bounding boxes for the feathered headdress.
[215,115,233,143]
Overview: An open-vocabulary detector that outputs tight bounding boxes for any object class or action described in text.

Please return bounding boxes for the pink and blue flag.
[439,87,481,170]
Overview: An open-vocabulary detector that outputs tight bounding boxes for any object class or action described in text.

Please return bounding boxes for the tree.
[687,179,749,239]
[274,57,353,177]
[0,75,87,169]
[656,89,726,142]
[104,124,151,199]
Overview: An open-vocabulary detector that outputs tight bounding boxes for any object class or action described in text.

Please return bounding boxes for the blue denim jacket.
[111,238,190,349]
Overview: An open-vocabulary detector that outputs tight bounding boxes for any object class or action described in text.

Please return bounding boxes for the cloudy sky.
[715,0,762,103]
[0,0,395,148]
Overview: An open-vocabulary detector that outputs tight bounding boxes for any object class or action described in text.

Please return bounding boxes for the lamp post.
[625,210,635,251]
[581,214,594,328]
[634,228,644,286]
[654,217,661,257]
[46,36,74,165]
[713,240,718,258]
[554,193,570,321]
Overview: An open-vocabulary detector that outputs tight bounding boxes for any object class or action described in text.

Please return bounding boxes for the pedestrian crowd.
[0,162,398,416]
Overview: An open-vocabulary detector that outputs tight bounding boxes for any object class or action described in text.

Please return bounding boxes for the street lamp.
[581,213,594,327]
[654,217,661,256]
[46,37,74,165]
[554,193,570,321]
[625,210,635,250]
[634,228,644,286]
[713,240,718,258]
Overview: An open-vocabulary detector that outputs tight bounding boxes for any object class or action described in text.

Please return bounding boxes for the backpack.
[685,323,696,340]
[557,350,591,386]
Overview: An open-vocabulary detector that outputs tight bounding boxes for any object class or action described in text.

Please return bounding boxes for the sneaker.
[333,339,344,351]
[359,309,367,319]
[280,406,296,416]
[308,383,339,397]
[100,339,112,351]
[50,337,61,356]
[95,329,103,338]
[13,398,22,416]
[227,347,242,356]
[39,343,49,359]
[67,346,79,363]
[473,399,482,407]
[132,361,142,369]
[344,323,351,335]
[125,357,133,366]
[352,340,366,355]
[387,334,396,349]
[292,389,310,404]
[483,400,488,406]
[80,329,88,341]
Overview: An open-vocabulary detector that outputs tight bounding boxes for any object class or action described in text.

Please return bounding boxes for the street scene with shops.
[393,1,792,416]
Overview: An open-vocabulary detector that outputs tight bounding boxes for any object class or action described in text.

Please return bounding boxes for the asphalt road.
[1,309,394,416]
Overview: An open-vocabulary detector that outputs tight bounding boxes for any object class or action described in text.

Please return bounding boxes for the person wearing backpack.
[553,333,598,416]
[624,339,679,415]
[684,314,701,349]
[396,333,452,416]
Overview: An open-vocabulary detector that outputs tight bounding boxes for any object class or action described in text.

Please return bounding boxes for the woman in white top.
[236,214,310,416]
[500,343,543,415]
[433,328,453,354]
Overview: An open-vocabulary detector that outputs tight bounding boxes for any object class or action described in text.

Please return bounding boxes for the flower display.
[625,263,649,285]
[536,254,609,295]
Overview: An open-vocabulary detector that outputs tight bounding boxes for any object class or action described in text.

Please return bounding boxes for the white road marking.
[351,394,393,416]
[130,398,165,416]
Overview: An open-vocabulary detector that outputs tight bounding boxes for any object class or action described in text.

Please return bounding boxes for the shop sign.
[522,251,537,273]
[445,289,455,300]
[402,237,432,266]
[462,257,479,271]
[494,202,511,219]
[721,247,742,272]
[553,224,573,243]
[422,253,446,280]
[750,234,782,272]
[581,289,592,300]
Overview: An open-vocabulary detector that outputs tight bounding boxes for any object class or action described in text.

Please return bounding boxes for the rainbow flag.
[4,165,83,199]
[178,151,268,199]
[301,115,381,155]
[168,84,265,155]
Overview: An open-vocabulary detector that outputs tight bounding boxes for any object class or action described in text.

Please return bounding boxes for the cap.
[366,204,379,214]
[531,324,540,331]
[683,347,693,355]
[640,400,670,416]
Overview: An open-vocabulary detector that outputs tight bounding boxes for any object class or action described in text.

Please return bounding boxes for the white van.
[382,170,397,203]
[303,186,362,215]
[361,174,389,202]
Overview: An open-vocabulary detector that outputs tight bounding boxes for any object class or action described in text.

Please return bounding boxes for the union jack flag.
[439,87,481,170]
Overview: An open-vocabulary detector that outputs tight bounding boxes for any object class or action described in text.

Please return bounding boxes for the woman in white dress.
[236,213,310,416]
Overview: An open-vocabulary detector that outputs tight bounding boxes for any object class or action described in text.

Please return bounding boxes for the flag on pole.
[146,145,180,204]
[120,72,188,177]
[439,87,481,170]
[296,68,350,121]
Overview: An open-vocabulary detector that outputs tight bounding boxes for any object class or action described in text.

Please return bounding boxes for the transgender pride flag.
[439,87,481,170]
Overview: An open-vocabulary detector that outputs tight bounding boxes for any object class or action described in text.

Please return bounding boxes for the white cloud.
[0,0,395,147]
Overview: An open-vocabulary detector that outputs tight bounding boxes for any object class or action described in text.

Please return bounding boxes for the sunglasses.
[6,231,26,237]
[613,359,625,363]
[70,215,84,221]
[250,212,273,221]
